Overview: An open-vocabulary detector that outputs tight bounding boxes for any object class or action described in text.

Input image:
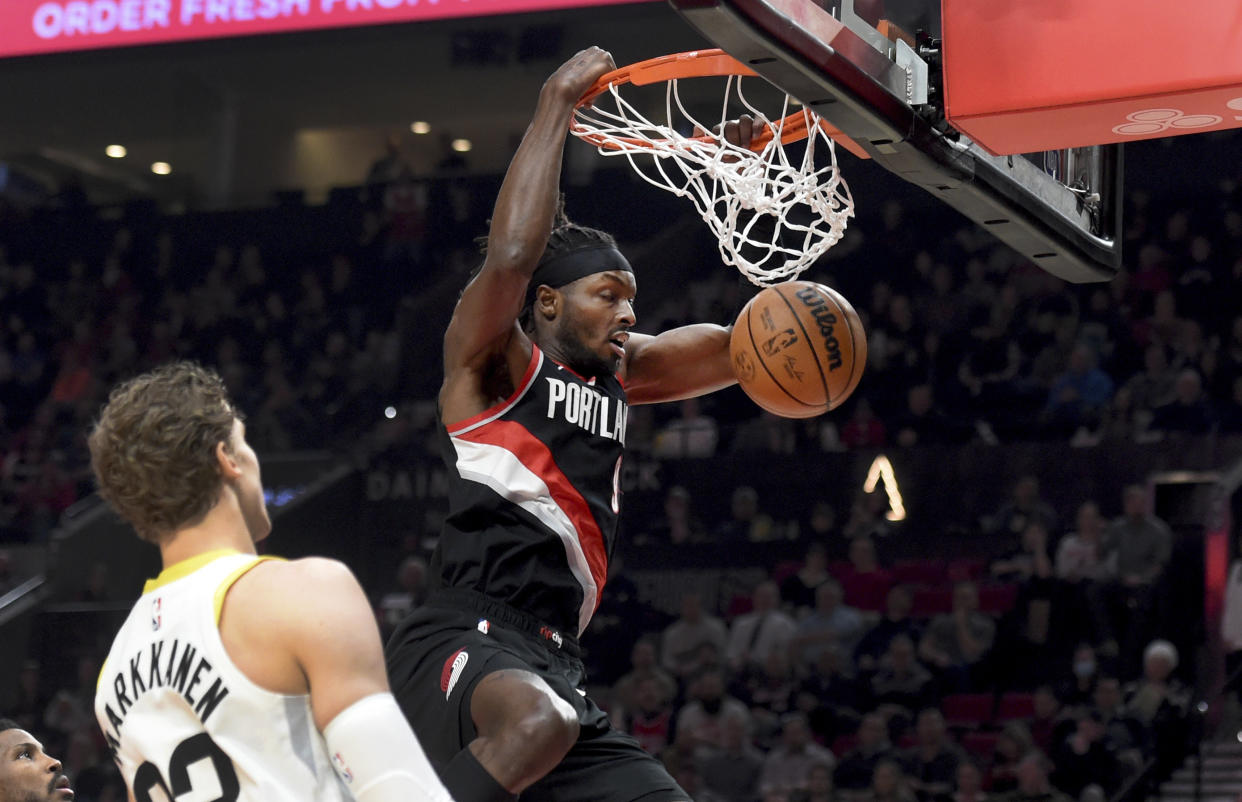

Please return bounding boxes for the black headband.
[526,245,633,305]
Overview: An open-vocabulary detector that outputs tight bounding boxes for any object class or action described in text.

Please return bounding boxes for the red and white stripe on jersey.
[447,416,609,636]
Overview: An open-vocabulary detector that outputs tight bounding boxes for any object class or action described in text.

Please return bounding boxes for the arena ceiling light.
[450,138,472,153]
[150,162,171,175]
[105,144,126,159]
[410,121,431,135]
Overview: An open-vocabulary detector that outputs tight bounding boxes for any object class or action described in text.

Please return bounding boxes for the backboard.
[667,0,1124,283]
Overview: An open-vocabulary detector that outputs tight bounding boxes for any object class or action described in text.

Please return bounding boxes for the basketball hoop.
[570,50,855,288]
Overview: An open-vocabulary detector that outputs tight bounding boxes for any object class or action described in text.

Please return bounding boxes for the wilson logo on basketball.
[441,649,469,700]
[795,287,844,370]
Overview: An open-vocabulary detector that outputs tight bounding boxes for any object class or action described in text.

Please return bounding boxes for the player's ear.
[535,285,561,322]
[215,441,241,480]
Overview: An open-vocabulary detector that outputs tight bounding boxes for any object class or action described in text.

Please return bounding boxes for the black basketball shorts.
[385,588,687,802]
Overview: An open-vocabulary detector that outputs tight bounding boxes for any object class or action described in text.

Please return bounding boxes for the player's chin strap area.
[324,692,453,802]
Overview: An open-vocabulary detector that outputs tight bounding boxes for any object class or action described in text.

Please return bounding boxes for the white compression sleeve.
[323,692,454,802]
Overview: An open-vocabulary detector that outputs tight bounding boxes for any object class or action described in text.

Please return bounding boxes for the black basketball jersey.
[432,345,629,637]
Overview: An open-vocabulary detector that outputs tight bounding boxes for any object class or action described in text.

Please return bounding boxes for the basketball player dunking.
[88,363,451,801]
[386,47,748,801]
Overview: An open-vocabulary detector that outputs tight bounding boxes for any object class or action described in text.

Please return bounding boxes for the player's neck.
[159,492,257,569]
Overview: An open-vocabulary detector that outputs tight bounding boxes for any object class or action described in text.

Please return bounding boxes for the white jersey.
[95,549,352,802]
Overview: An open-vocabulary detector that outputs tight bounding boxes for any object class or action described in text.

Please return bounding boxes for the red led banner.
[0,0,644,58]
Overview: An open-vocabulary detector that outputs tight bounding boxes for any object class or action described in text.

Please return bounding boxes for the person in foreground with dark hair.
[88,363,449,801]
[386,46,751,801]
[0,718,74,801]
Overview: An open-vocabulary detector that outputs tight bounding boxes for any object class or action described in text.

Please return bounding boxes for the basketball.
[729,281,866,418]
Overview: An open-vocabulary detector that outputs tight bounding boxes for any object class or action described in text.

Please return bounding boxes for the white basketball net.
[571,75,854,287]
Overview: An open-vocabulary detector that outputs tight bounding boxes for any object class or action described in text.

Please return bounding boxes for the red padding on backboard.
[942,0,1242,155]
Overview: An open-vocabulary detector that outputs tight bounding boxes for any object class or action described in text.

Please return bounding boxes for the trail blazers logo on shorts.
[440,649,469,700]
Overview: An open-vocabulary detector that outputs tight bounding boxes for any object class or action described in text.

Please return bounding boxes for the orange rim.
[573,49,870,159]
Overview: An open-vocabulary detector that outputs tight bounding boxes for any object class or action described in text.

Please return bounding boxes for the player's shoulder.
[246,556,362,596]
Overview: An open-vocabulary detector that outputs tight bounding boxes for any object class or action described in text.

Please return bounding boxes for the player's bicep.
[279,559,391,732]
[621,324,737,405]
[444,262,533,371]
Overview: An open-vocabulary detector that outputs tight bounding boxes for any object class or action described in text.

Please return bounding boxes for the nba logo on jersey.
[150,597,162,631]
[477,619,490,634]
[332,752,353,784]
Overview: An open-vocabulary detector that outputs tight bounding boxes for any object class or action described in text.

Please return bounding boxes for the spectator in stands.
[843,492,896,542]
[840,536,895,612]
[957,304,1023,424]
[365,133,411,187]
[613,636,678,723]
[870,634,935,716]
[716,485,783,542]
[0,718,74,800]
[375,555,428,638]
[727,580,797,674]
[1041,344,1114,435]
[1123,640,1189,729]
[701,714,764,802]
[987,722,1035,794]
[893,383,956,448]
[743,649,799,738]
[1056,643,1101,709]
[1120,344,1176,418]
[1149,368,1215,434]
[842,398,887,449]
[985,476,1058,554]
[662,591,728,680]
[857,585,921,672]
[3,660,46,734]
[760,713,837,797]
[919,582,995,690]
[798,646,863,740]
[990,521,1054,584]
[789,761,835,802]
[1027,685,1074,755]
[801,501,838,544]
[644,485,707,546]
[675,667,752,760]
[1049,709,1120,799]
[782,542,833,611]
[952,760,991,802]
[1054,502,1111,583]
[867,757,918,802]
[621,676,676,756]
[1000,751,1071,802]
[834,713,897,793]
[792,578,866,669]
[1091,676,1148,773]
[1103,485,1172,657]
[733,411,799,455]
[653,397,720,458]
[900,708,962,802]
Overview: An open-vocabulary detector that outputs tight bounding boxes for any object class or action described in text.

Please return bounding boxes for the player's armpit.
[621,324,738,405]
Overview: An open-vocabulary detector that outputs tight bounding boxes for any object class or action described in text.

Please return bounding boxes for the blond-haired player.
[89,362,451,802]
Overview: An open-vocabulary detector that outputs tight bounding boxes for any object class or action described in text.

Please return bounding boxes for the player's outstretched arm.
[236,558,452,801]
[617,116,762,405]
[442,47,616,385]
[621,325,738,405]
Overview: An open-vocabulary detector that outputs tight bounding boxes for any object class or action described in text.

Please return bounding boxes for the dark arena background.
[2,1,1242,800]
